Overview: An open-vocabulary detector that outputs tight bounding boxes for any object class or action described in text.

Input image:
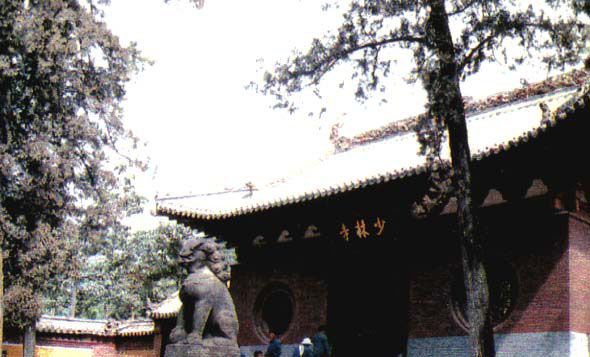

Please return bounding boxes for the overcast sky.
[104,0,562,229]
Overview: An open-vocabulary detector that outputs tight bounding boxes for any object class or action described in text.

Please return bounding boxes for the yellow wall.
[2,344,21,357]
[3,344,93,357]
[118,350,155,357]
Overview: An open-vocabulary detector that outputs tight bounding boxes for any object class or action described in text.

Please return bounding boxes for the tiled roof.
[156,71,590,221]
[332,70,590,151]
[36,315,154,337]
[115,320,155,336]
[148,291,181,319]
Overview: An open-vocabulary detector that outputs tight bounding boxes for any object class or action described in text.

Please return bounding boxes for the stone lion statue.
[166,237,239,356]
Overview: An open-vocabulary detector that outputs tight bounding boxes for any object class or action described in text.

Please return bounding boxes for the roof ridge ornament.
[332,69,590,152]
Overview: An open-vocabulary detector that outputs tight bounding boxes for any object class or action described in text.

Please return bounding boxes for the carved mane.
[181,237,231,282]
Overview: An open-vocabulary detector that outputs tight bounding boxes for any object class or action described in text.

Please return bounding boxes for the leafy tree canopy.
[0,0,146,329]
[45,223,193,320]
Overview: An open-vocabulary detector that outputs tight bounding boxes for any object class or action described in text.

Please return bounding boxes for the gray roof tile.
[156,72,590,220]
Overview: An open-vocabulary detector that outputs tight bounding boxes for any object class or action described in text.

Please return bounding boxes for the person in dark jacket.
[311,325,331,357]
[265,331,282,357]
[291,337,313,357]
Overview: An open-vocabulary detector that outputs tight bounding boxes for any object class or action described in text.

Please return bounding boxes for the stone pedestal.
[164,343,241,357]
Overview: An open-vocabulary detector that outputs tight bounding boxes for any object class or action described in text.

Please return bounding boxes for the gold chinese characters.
[339,217,386,241]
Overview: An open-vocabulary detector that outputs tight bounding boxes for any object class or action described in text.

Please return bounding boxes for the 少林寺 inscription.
[339,216,386,241]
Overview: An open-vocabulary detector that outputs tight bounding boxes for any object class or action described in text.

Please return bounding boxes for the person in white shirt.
[292,337,313,357]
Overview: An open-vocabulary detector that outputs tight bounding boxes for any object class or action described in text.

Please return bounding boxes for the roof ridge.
[37,315,154,336]
[155,74,589,221]
[39,315,109,323]
[331,69,590,152]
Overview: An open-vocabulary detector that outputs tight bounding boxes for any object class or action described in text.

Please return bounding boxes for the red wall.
[230,268,328,346]
[230,209,590,347]
[568,213,590,333]
[409,211,571,338]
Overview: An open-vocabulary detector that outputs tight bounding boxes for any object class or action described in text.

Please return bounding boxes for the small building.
[3,315,155,357]
[155,70,590,356]
[148,292,181,357]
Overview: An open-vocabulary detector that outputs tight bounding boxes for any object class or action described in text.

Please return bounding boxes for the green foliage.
[4,286,41,330]
[0,0,145,328]
[46,223,194,320]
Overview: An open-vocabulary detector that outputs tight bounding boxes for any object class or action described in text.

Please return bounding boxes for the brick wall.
[231,208,590,351]
[497,212,570,335]
[409,210,571,338]
[408,259,464,338]
[568,212,590,334]
[116,335,155,357]
[230,267,328,346]
[90,340,116,357]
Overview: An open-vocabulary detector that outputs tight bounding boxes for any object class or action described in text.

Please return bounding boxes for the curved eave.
[117,327,154,337]
[157,165,446,220]
[118,331,153,337]
[149,311,179,320]
[155,89,590,222]
[36,327,112,337]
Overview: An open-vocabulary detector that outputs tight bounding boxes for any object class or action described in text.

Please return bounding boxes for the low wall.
[3,344,93,357]
[408,332,590,357]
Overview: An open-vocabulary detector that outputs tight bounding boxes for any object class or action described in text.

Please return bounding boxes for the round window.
[254,282,295,339]
[450,259,518,331]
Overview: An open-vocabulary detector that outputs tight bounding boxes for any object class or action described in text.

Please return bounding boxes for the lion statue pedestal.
[164,344,240,357]
[164,238,240,357]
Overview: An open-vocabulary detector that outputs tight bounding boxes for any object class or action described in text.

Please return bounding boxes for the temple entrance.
[327,241,408,357]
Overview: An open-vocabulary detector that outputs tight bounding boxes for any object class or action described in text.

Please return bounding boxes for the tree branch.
[458,18,577,72]
[448,0,480,16]
[285,35,425,90]
[458,32,498,71]
[369,45,381,89]
[350,35,426,54]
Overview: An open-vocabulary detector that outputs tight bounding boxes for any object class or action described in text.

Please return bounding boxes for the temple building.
[3,315,156,357]
[155,70,590,356]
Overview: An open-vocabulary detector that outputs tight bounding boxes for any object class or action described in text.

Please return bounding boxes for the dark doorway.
[327,240,409,356]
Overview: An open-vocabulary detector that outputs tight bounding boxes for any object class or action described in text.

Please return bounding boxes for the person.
[265,331,282,357]
[291,337,313,357]
[311,325,331,357]
[254,351,264,357]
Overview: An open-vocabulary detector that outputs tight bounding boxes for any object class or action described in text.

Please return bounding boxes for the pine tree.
[254,1,589,355]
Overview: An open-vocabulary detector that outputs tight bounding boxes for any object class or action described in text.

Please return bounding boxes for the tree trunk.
[69,279,78,317]
[0,247,3,354]
[426,1,495,356]
[23,322,35,357]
